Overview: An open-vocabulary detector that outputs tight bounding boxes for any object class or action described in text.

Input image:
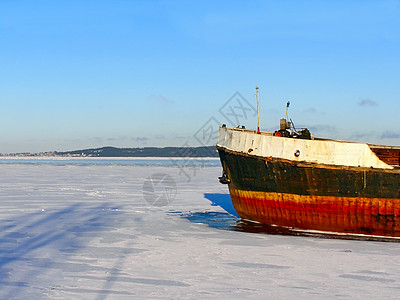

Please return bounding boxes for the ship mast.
[256,86,260,134]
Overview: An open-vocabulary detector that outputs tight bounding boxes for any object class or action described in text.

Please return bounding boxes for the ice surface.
[1,162,400,299]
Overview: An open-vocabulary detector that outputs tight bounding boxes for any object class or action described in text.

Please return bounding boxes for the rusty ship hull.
[217,126,400,237]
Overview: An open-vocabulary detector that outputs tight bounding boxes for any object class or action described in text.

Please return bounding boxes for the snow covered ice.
[1,160,400,299]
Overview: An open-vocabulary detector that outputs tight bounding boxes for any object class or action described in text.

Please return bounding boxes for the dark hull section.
[218,147,400,237]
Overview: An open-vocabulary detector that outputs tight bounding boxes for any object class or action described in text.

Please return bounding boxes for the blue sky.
[1,0,400,153]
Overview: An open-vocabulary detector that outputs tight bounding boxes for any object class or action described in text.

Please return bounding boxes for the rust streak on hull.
[229,187,400,236]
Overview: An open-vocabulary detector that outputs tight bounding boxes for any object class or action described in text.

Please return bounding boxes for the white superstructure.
[217,126,392,169]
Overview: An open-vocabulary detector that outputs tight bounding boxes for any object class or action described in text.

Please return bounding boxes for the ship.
[217,90,400,238]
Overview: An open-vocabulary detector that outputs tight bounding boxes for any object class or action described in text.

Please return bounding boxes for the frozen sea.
[2,158,400,299]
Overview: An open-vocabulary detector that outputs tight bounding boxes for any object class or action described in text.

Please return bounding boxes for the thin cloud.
[174,135,192,140]
[91,137,105,143]
[349,132,370,140]
[358,98,378,107]
[307,124,337,136]
[146,94,174,104]
[131,137,148,142]
[380,131,400,139]
[303,107,318,114]
[89,136,148,144]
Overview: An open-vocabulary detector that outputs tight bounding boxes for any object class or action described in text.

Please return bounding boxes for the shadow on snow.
[0,203,122,298]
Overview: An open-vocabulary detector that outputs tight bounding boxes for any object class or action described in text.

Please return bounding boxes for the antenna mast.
[256,86,260,134]
[284,101,290,120]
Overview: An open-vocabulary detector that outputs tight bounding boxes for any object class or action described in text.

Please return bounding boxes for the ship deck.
[220,126,400,168]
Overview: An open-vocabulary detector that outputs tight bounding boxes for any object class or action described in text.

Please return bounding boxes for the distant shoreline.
[0,145,219,158]
[0,156,219,160]
[0,156,220,160]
